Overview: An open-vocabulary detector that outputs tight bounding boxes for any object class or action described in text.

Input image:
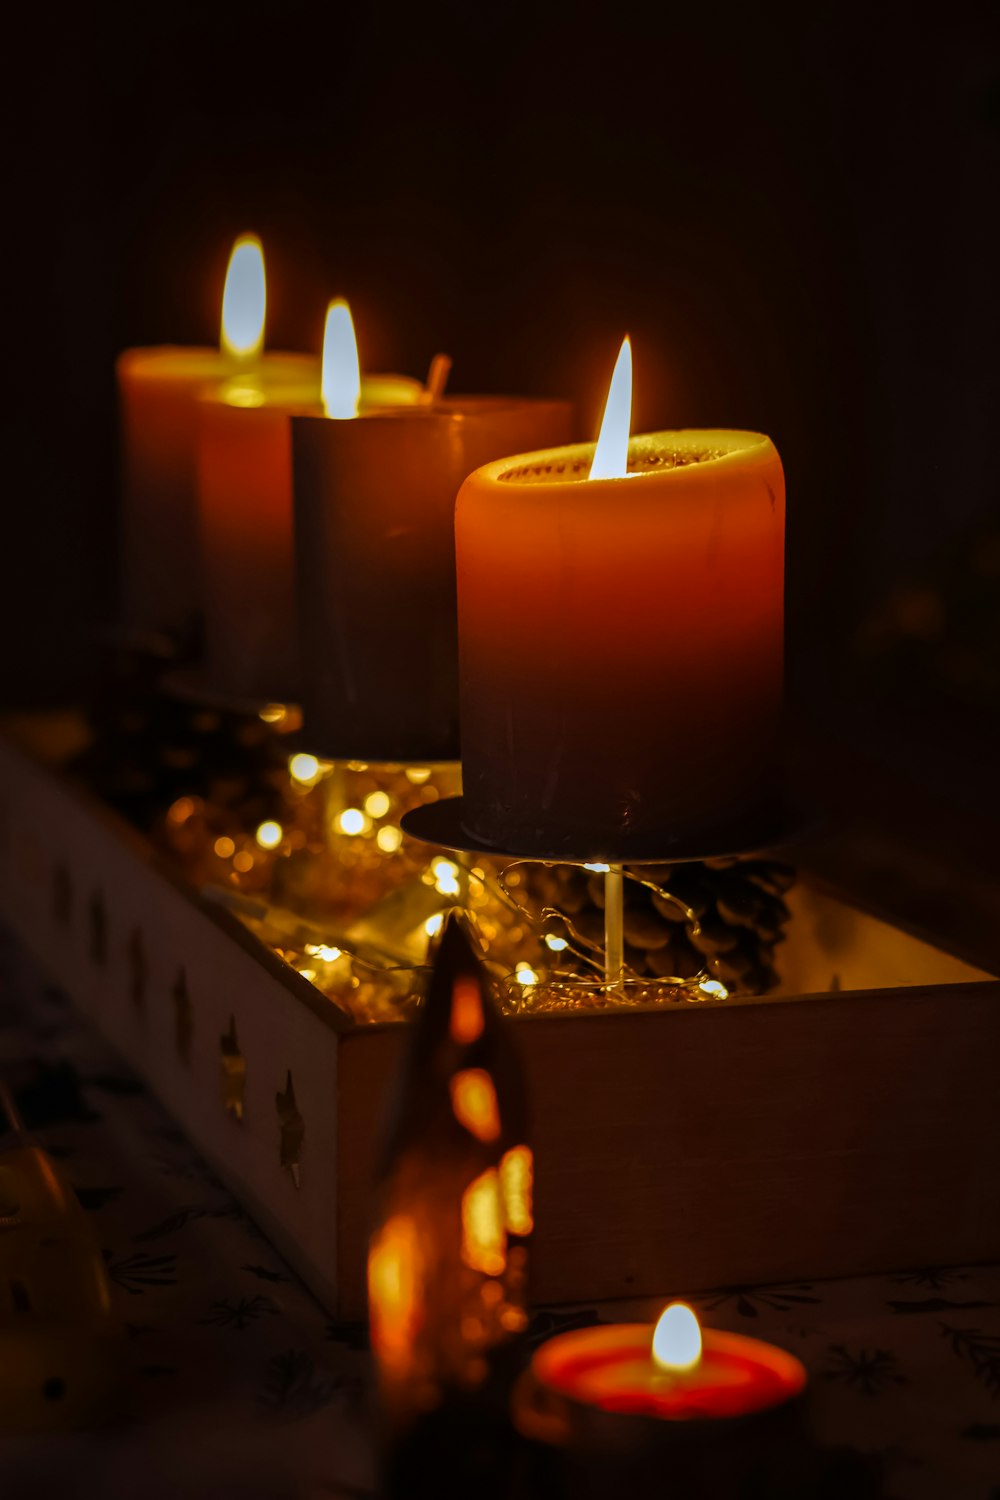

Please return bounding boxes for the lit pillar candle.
[116,234,316,640]
[455,338,785,858]
[521,1303,807,1496]
[197,298,422,704]
[292,356,572,761]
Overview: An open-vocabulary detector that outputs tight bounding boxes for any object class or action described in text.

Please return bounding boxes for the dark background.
[3,0,999,805]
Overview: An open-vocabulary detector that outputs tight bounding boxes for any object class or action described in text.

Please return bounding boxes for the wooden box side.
[336,980,1000,1316]
[0,734,345,1310]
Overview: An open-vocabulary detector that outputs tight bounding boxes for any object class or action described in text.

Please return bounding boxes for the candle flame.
[589,335,632,480]
[220,234,266,359]
[652,1303,702,1371]
[322,298,362,418]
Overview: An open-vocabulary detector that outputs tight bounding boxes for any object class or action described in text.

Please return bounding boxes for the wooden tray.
[1,717,997,1319]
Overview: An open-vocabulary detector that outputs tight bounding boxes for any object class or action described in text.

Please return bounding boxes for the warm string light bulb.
[220,234,266,359]
[322,298,361,418]
[589,335,632,480]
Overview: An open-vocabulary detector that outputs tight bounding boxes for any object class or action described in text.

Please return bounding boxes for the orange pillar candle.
[292,366,572,761]
[197,304,422,704]
[455,339,785,858]
[117,234,312,640]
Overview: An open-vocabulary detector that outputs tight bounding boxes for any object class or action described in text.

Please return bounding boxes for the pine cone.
[523,856,794,995]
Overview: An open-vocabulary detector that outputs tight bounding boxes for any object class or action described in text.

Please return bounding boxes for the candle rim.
[533,1320,807,1415]
[478,429,778,490]
[197,369,424,413]
[289,393,573,427]
[117,347,318,385]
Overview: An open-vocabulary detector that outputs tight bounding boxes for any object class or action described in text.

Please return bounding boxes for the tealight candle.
[533,1303,805,1422]
[117,234,315,641]
[197,299,422,704]
[520,1303,808,1497]
[454,338,786,859]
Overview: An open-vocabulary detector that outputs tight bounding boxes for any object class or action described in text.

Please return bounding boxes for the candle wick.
[424,352,452,405]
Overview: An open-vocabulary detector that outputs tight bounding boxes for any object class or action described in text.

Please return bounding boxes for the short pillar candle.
[454,429,785,857]
[292,396,573,761]
[198,367,422,704]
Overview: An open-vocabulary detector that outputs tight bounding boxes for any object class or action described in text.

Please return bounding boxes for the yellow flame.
[451,1069,500,1142]
[451,975,484,1044]
[221,234,266,359]
[500,1146,533,1235]
[589,335,632,480]
[461,1170,506,1276]
[368,1214,422,1370]
[652,1303,702,1372]
[322,298,361,419]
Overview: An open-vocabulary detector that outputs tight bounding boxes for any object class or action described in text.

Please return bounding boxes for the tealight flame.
[322,298,361,419]
[652,1303,703,1372]
[589,335,632,481]
[221,234,266,360]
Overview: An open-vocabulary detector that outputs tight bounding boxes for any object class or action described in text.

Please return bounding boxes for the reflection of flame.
[589,335,632,480]
[450,975,484,1044]
[451,1069,500,1142]
[500,1145,533,1235]
[461,1169,506,1275]
[368,1214,422,1370]
[652,1302,702,1371]
[322,298,361,418]
[221,234,266,359]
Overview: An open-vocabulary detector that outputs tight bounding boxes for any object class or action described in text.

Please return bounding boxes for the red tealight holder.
[515,1304,810,1499]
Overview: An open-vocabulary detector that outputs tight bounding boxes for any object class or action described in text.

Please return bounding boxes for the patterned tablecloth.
[0,929,998,1500]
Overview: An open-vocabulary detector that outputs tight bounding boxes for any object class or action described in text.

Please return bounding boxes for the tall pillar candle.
[292,397,574,762]
[198,370,423,705]
[455,430,785,858]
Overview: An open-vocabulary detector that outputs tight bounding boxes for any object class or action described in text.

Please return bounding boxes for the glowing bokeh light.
[461,1169,506,1276]
[450,1069,500,1143]
[500,1145,534,1235]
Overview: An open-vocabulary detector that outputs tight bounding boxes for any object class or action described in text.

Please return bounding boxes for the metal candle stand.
[401,791,809,993]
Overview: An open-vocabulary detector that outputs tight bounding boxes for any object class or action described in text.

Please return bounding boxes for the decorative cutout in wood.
[128,926,146,1011]
[220,1016,246,1122]
[88,890,107,967]
[52,864,73,927]
[172,968,193,1065]
[275,1071,304,1188]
